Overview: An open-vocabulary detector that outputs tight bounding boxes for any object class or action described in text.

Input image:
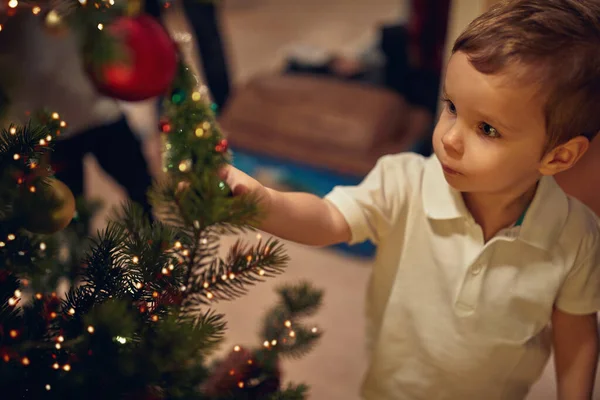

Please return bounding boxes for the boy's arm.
[220,165,351,246]
[261,189,351,246]
[552,308,599,400]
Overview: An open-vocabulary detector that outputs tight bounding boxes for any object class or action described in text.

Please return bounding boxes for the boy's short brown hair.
[453,0,600,151]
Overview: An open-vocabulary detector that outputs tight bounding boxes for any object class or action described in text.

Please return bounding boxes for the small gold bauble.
[19,178,76,234]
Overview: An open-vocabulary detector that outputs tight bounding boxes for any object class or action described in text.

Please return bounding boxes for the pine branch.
[268,384,310,400]
[193,228,221,270]
[0,271,21,327]
[61,223,129,334]
[0,124,52,168]
[0,170,17,220]
[209,193,262,234]
[0,232,46,276]
[152,174,260,234]
[78,223,128,289]
[277,283,323,319]
[275,326,321,360]
[180,309,227,355]
[110,201,153,240]
[260,282,323,360]
[185,239,289,308]
[111,201,180,283]
[149,177,195,229]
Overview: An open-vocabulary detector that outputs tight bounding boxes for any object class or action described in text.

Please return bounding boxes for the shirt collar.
[422,155,470,220]
[421,155,569,251]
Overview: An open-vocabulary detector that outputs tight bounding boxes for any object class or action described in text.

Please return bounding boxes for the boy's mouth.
[441,164,462,176]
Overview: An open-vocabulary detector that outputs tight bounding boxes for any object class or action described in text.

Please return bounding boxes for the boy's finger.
[231,183,249,196]
[218,165,249,196]
[217,164,231,181]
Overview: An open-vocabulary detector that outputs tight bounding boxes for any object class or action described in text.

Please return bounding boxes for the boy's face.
[432,52,548,194]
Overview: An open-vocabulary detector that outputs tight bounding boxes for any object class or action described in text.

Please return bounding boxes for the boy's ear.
[539,135,590,176]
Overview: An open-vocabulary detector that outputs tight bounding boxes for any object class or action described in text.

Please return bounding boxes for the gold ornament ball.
[20,178,76,234]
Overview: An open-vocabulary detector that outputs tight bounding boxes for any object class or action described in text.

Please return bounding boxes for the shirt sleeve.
[324,153,423,245]
[555,239,600,315]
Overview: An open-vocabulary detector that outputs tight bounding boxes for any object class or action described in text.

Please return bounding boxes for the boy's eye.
[479,123,500,138]
[444,99,457,115]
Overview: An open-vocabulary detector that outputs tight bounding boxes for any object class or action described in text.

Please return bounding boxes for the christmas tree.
[0,2,322,399]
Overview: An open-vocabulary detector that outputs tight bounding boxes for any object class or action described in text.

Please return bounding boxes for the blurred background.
[7,0,600,398]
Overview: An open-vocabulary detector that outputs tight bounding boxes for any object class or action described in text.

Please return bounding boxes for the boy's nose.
[441,127,464,157]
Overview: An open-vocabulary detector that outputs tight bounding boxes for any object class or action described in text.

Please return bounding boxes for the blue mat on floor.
[230,147,376,258]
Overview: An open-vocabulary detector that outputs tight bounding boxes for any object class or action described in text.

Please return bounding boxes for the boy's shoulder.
[564,194,599,230]
[365,152,430,193]
[535,180,600,266]
[371,152,441,189]
[560,192,600,255]
[373,152,429,172]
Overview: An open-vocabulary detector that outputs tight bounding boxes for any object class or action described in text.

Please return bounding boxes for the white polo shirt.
[325,153,600,400]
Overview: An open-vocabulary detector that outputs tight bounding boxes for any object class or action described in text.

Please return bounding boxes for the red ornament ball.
[88,15,178,101]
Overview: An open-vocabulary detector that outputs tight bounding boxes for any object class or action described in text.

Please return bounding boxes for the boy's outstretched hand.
[217,164,351,247]
[219,164,271,207]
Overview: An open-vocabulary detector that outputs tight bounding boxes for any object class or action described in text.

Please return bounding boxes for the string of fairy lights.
[0,0,175,33]
[0,0,111,32]
[2,224,312,392]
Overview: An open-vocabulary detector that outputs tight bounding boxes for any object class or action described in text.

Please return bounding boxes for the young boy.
[220,0,600,398]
